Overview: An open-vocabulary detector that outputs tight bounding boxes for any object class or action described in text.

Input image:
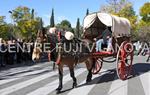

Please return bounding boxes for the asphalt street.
[0,55,149,95]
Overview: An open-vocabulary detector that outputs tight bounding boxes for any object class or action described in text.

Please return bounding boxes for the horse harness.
[55,32,83,65]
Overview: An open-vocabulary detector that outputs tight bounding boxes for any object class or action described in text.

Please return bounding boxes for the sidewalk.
[0,53,50,71]
[0,61,53,79]
[0,61,34,71]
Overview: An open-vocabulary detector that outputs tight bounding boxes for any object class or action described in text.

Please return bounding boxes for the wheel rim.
[116,42,133,80]
[92,58,103,74]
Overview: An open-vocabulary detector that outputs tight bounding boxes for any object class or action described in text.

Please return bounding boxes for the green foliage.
[137,2,150,42]
[10,6,41,40]
[56,20,71,29]
[100,0,128,13]
[10,6,31,22]
[140,2,150,22]
[39,18,43,30]
[86,9,89,16]
[31,9,34,19]
[75,18,81,38]
[0,16,6,25]
[0,25,10,40]
[100,0,138,41]
[117,3,137,30]
[137,26,150,42]
[56,20,73,32]
[50,8,55,27]
[0,16,10,39]
[138,20,150,29]
[16,19,40,39]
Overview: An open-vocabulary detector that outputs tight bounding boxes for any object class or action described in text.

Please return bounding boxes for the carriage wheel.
[116,41,134,80]
[92,58,103,74]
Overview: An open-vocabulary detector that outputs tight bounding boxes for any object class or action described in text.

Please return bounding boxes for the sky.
[0,0,149,27]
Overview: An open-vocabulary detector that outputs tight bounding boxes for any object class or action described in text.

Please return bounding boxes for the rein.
[56,31,62,65]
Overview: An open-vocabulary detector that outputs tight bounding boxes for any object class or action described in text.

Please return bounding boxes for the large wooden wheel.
[92,58,103,74]
[116,41,134,80]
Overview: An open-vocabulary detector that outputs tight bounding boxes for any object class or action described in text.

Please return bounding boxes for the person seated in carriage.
[95,27,112,52]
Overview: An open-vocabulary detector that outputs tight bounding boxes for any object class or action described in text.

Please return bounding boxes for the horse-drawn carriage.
[83,12,134,80]
[32,12,134,93]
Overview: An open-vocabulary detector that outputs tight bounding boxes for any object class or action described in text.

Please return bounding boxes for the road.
[0,55,150,95]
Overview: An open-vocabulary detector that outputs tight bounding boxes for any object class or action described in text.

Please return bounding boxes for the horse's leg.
[86,69,92,83]
[85,59,93,83]
[50,51,56,70]
[69,67,77,88]
[53,62,55,70]
[147,55,150,62]
[56,64,63,93]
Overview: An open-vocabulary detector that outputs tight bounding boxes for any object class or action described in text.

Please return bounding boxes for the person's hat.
[65,31,74,40]
[49,27,57,34]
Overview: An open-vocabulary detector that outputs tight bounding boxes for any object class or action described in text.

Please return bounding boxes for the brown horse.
[32,28,95,94]
[32,28,56,69]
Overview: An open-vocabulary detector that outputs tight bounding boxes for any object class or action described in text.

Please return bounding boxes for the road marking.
[139,71,150,95]
[149,72,150,95]
[108,77,127,95]
[67,69,106,95]
[16,68,52,77]
[0,68,52,85]
[0,68,67,95]
[0,62,50,77]
[27,68,86,95]
[0,68,32,77]
[0,78,19,85]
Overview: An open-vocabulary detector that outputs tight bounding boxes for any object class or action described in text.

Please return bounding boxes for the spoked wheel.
[92,58,103,74]
[116,41,134,80]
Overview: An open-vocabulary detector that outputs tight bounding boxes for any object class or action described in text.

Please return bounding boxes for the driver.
[95,27,112,52]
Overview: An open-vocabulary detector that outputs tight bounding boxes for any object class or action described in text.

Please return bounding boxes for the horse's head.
[32,28,47,62]
[32,27,58,62]
[32,46,42,61]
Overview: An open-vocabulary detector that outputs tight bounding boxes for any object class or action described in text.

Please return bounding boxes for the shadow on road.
[132,63,150,77]
[60,63,150,93]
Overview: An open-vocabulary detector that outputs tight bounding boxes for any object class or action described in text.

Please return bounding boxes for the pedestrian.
[0,38,6,67]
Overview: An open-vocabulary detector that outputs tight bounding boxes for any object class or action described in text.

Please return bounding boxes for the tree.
[0,25,10,40]
[10,6,41,40]
[100,0,138,41]
[50,8,55,27]
[86,9,89,16]
[138,27,150,42]
[75,18,80,38]
[0,16,10,39]
[100,0,129,14]
[31,9,34,19]
[117,3,137,30]
[100,1,137,29]
[0,16,6,25]
[137,2,150,42]
[10,6,31,22]
[56,20,73,32]
[140,2,150,23]
[39,18,43,30]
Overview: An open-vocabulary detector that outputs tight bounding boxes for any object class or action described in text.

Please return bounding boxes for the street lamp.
[8,11,12,14]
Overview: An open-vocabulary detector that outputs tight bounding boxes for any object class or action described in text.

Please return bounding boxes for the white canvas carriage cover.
[83,12,131,37]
